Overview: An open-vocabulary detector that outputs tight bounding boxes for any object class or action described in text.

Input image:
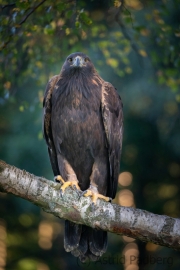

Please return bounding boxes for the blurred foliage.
[0,0,180,100]
[0,0,180,269]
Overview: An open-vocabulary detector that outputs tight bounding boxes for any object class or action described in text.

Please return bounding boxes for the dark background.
[0,0,180,269]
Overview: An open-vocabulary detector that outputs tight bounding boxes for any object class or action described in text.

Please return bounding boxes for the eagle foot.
[55,175,80,197]
[54,175,65,183]
[81,184,111,209]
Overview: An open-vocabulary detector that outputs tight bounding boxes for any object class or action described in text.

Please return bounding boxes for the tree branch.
[1,3,15,10]
[0,0,46,51]
[114,0,143,67]
[19,0,47,25]
[0,160,180,250]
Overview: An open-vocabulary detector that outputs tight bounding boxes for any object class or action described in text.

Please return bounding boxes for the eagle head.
[61,52,95,75]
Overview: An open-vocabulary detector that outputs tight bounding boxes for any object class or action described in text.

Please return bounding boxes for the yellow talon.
[84,190,92,197]
[56,175,65,184]
[55,175,80,193]
[61,180,80,193]
[83,186,110,205]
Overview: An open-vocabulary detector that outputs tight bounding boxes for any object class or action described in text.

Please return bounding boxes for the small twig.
[123,5,133,28]
[19,0,47,25]
[0,0,47,51]
[1,3,15,10]
[0,35,13,50]
[114,0,143,67]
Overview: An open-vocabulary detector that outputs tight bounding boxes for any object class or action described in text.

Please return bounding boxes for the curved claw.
[60,188,64,198]
[91,202,95,211]
[73,183,81,191]
[81,190,88,196]
[78,190,86,200]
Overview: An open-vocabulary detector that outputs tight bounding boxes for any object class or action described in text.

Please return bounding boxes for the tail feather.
[64,221,107,261]
[71,226,88,258]
[64,221,82,252]
[89,229,107,256]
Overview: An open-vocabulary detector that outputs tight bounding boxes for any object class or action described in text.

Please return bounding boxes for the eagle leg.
[55,175,80,196]
[81,184,111,208]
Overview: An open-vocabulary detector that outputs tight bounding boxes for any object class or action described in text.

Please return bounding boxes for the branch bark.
[0,160,180,250]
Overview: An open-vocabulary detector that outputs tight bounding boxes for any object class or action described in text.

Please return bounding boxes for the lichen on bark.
[0,159,180,250]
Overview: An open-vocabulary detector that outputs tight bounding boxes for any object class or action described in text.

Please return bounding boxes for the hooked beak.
[72,56,84,67]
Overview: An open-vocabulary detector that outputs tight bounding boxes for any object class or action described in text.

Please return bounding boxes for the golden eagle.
[43,52,123,261]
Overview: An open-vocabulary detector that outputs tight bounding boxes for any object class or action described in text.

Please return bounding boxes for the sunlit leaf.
[138,49,147,57]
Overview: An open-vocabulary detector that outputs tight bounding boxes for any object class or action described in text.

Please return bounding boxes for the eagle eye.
[84,58,89,62]
[68,58,73,63]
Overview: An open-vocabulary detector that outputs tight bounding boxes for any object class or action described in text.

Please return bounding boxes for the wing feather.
[43,75,60,176]
[101,81,123,199]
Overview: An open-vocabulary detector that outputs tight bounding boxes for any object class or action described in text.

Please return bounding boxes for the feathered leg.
[80,157,111,206]
[55,154,80,195]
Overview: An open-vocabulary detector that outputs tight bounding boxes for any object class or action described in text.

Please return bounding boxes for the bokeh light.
[0,220,6,270]
[38,222,53,250]
[123,243,139,270]
[118,172,133,187]
[118,189,135,207]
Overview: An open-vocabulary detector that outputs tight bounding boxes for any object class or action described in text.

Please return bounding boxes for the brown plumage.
[43,52,123,261]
